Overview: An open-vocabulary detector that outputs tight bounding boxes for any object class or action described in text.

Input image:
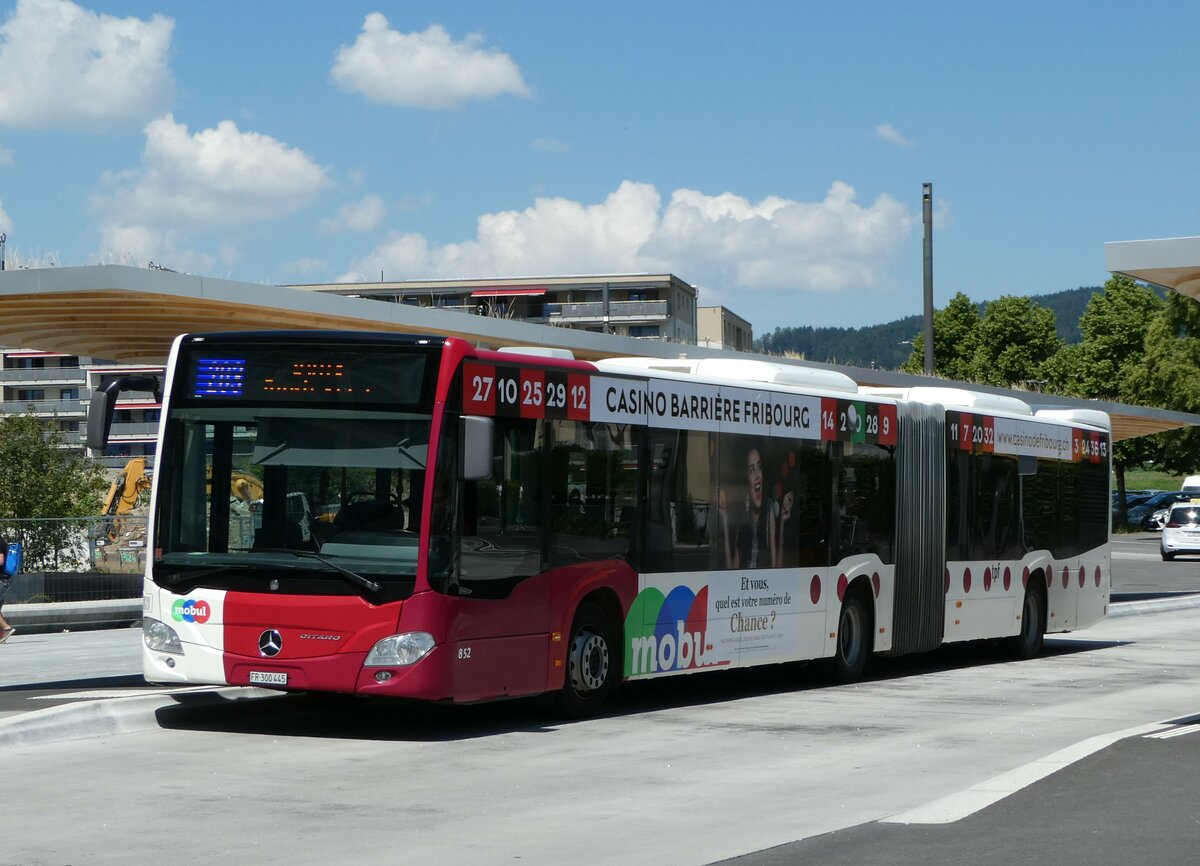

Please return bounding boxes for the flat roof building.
[286,274,701,346]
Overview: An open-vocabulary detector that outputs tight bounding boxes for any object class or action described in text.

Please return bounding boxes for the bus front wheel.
[555,602,616,719]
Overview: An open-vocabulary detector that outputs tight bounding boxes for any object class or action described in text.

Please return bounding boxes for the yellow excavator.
[100,458,152,544]
[101,460,266,542]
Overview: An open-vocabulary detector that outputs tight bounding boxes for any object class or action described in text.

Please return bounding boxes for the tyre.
[554,602,617,719]
[825,589,872,684]
[1161,547,1176,561]
[1006,583,1046,660]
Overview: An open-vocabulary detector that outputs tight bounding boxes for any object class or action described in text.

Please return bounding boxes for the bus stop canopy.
[1106,236,1200,299]
[0,264,1196,443]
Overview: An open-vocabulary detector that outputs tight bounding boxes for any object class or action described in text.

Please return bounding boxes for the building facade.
[697,306,754,351]
[0,347,161,467]
[288,274,702,344]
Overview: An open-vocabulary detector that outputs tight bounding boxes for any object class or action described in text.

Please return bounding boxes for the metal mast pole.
[922,183,934,375]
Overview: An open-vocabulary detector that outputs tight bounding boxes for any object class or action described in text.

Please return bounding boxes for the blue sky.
[0,1,1197,334]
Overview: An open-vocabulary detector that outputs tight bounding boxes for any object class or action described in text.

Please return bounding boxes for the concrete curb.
[3,598,142,633]
[0,686,282,750]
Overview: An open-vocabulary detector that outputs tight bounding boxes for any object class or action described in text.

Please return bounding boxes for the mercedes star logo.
[258,629,283,657]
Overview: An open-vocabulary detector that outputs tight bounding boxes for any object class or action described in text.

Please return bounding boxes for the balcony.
[546,300,669,323]
[108,421,159,439]
[0,367,86,385]
[0,398,86,417]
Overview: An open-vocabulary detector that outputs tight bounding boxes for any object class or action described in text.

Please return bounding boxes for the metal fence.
[0,516,146,604]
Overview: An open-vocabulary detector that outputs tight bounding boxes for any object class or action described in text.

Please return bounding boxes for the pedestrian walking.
[0,541,20,643]
[0,574,14,643]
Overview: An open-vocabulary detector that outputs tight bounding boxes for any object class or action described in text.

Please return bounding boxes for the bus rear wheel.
[1006,583,1046,660]
[826,590,872,684]
[555,602,617,719]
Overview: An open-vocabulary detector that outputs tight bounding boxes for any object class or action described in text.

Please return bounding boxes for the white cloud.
[339,180,913,299]
[0,0,174,130]
[0,196,12,233]
[94,114,329,267]
[875,123,914,147]
[651,182,913,292]
[0,146,12,166]
[339,181,664,281]
[331,15,531,109]
[320,194,386,234]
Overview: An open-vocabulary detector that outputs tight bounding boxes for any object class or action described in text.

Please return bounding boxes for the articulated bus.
[88,331,1111,717]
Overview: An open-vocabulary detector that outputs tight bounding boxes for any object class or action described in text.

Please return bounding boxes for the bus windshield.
[154,406,432,587]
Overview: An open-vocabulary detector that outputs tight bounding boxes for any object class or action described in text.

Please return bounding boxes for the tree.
[1044,275,1165,509]
[1048,275,1164,399]
[903,292,1062,387]
[0,412,107,570]
[969,295,1063,387]
[1121,291,1200,476]
[901,292,980,379]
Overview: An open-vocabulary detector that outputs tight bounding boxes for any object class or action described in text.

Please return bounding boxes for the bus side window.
[643,429,712,574]
[548,421,638,568]
[460,417,542,587]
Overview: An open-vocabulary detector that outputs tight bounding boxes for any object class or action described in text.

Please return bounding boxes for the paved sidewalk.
[0,627,279,746]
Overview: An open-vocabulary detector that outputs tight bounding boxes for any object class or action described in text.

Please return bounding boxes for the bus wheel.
[555,603,616,719]
[1006,583,1046,660]
[827,590,871,684]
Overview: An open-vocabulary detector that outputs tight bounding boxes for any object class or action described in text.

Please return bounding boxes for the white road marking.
[1144,723,1200,740]
[882,720,1175,825]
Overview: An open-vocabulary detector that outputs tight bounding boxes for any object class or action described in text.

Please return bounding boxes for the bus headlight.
[144,617,183,654]
[365,632,435,667]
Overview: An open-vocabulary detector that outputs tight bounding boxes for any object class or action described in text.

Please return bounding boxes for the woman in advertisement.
[719,445,793,570]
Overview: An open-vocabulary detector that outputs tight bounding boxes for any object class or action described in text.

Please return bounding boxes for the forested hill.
[758,285,1101,370]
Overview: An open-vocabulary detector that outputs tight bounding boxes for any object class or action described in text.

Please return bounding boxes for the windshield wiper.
[250,548,382,594]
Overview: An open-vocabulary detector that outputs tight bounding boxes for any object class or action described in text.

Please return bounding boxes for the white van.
[1182,475,1200,493]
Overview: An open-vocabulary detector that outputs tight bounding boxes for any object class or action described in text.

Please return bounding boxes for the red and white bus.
[88,331,1111,717]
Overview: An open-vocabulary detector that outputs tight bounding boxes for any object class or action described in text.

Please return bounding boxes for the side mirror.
[459,415,493,481]
[87,375,163,453]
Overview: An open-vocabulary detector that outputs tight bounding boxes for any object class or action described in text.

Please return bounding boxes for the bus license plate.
[249,671,288,685]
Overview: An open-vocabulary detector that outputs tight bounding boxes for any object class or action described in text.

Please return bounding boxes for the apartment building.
[697,306,754,351]
[289,274,701,344]
[0,347,161,468]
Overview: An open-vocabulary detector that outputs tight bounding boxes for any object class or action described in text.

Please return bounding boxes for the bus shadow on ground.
[151,636,1124,743]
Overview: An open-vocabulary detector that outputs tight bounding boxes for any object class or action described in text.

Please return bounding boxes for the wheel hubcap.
[569,630,609,694]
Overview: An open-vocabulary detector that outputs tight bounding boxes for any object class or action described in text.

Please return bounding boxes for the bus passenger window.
[460,418,543,589]
[548,421,638,567]
[644,430,713,574]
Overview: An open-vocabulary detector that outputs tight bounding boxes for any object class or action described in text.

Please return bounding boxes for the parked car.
[1126,491,1195,530]
[1113,490,1159,519]
[1161,502,1200,559]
